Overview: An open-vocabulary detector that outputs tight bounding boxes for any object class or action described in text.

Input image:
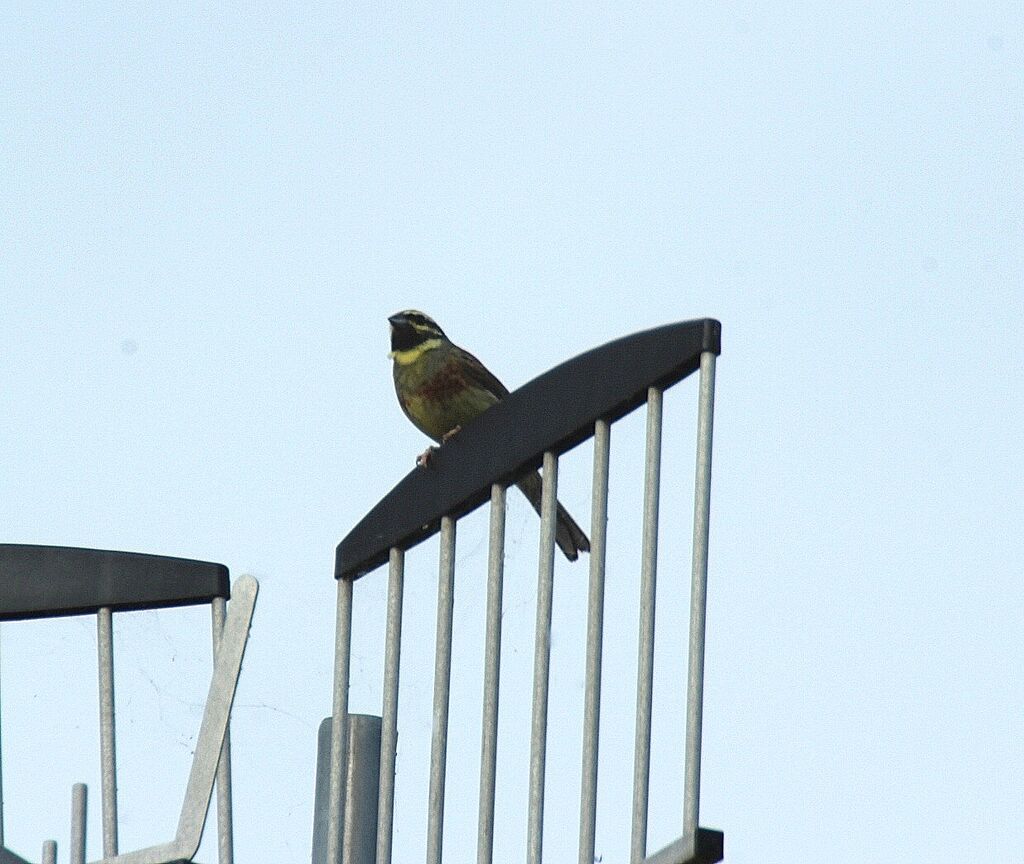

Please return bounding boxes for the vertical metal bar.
[70,783,87,864]
[326,576,355,864]
[684,351,717,837]
[527,451,559,864]
[578,419,611,864]
[631,387,663,863]
[41,840,56,864]
[376,548,405,864]
[211,596,235,864]
[426,517,457,864]
[477,483,506,864]
[97,606,119,857]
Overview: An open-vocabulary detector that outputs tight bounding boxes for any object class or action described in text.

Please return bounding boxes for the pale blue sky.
[1,3,1022,862]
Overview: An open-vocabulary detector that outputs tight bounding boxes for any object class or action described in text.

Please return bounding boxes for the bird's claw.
[416,426,462,468]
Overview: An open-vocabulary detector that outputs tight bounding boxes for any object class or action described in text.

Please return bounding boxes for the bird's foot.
[416,446,439,468]
[417,427,462,468]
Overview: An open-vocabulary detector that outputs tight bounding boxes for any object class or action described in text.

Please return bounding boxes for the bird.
[388,310,591,562]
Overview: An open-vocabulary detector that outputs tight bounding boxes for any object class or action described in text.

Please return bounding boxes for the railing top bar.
[336,317,721,581]
[0,544,230,621]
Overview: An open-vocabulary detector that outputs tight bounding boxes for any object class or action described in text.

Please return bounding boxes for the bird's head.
[388,310,448,362]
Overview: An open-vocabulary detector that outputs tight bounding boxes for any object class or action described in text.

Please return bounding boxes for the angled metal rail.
[324,318,723,864]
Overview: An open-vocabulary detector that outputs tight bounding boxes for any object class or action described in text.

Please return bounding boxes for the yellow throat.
[389,338,442,365]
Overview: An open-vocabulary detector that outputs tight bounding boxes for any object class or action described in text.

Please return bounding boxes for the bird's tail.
[515,471,591,562]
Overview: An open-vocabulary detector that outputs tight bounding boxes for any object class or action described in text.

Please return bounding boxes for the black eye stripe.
[391,311,447,351]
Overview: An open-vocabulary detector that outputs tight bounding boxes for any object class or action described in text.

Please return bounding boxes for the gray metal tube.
[70,782,87,864]
[97,606,118,857]
[426,517,457,864]
[326,576,354,864]
[345,715,383,864]
[211,597,234,864]
[477,484,506,864]
[631,387,663,863]
[578,419,610,864]
[684,351,716,836]
[41,840,56,864]
[376,548,405,864]
[312,717,333,864]
[313,714,382,864]
[527,452,559,864]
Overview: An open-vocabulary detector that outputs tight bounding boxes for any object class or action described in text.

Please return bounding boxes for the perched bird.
[388,310,591,562]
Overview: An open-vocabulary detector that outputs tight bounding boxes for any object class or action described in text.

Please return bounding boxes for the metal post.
[578,419,611,864]
[376,548,405,864]
[97,606,118,857]
[313,714,382,864]
[41,840,56,864]
[427,517,457,864]
[631,388,664,863]
[684,351,717,836]
[477,484,506,864]
[70,783,87,864]
[326,576,354,864]
[211,596,234,864]
[527,452,559,864]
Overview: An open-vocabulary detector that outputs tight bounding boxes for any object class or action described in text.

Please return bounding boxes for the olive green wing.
[453,345,510,400]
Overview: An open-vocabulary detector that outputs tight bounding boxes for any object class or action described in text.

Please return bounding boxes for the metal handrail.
[0,545,246,864]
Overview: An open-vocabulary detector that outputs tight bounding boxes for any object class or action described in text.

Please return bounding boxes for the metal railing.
[0,545,256,864]
[321,318,723,864]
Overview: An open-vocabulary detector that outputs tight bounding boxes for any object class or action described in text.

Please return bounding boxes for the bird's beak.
[387,312,405,359]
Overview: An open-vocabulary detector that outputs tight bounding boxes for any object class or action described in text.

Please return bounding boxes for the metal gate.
[319,318,723,864]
